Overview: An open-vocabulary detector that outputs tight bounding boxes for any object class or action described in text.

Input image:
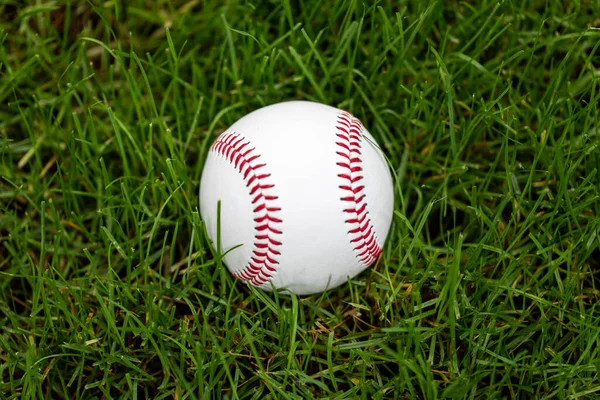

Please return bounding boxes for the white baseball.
[199,101,394,295]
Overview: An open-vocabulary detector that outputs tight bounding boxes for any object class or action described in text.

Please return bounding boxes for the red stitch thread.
[336,111,382,266]
[211,132,282,287]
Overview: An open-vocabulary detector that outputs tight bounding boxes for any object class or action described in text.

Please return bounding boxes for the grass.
[1,0,600,398]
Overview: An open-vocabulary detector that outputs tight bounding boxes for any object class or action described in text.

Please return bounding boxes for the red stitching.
[211,132,282,287]
[336,111,382,266]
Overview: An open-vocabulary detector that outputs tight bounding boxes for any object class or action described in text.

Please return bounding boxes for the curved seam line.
[336,112,382,266]
[210,132,282,286]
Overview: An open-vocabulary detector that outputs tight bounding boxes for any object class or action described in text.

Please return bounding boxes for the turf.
[1,0,600,398]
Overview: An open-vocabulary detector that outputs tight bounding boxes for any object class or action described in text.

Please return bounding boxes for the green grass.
[1,0,600,398]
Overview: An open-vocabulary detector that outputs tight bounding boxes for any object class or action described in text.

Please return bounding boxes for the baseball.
[199,101,394,295]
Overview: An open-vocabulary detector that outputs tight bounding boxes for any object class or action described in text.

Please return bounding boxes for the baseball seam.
[210,132,282,287]
[336,111,382,266]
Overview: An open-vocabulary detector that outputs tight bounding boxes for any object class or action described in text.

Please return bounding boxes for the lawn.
[1,0,600,398]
